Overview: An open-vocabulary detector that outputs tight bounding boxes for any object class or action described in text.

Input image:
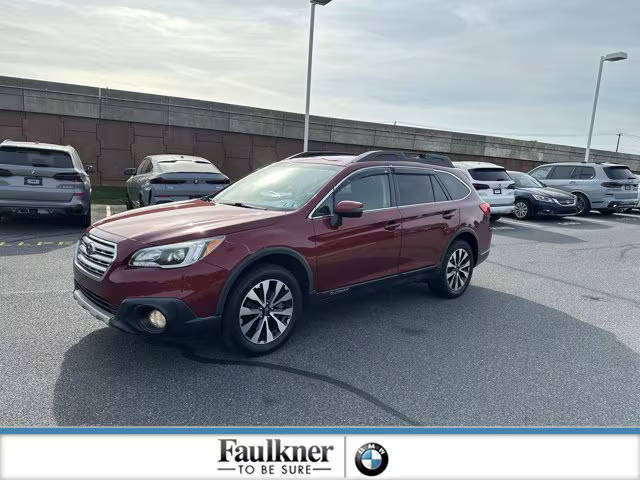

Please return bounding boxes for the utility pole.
[616,133,623,152]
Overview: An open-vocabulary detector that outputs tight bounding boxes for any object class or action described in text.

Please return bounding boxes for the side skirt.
[310,265,439,304]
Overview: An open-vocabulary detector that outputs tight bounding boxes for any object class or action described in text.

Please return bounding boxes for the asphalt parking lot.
[1,207,640,426]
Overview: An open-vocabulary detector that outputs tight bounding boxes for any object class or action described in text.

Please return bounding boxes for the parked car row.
[1,140,638,227]
[453,159,639,221]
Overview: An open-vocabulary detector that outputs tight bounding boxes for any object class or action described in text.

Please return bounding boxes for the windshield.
[509,171,543,188]
[0,147,73,168]
[213,162,341,211]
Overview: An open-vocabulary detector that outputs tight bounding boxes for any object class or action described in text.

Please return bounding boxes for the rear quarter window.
[0,147,73,168]
[436,172,470,200]
[604,166,635,180]
[468,168,510,182]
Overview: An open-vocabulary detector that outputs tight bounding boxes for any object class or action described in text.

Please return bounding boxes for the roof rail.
[355,150,454,168]
[286,151,355,159]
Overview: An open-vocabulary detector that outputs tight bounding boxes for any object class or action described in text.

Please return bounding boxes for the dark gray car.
[124,154,229,208]
[0,140,94,226]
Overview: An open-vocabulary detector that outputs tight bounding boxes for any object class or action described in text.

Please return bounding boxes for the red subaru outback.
[73,151,491,354]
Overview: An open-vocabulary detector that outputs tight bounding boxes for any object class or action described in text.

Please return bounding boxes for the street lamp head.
[310,0,333,5]
[604,51,628,62]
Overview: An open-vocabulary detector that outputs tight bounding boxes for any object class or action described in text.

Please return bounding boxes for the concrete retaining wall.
[1,76,638,186]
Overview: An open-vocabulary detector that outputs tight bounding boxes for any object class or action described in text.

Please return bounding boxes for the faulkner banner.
[0,434,638,479]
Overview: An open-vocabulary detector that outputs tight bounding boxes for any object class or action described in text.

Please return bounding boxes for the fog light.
[148,310,167,329]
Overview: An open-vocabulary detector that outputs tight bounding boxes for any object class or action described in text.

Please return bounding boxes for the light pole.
[584,51,628,162]
[304,0,332,152]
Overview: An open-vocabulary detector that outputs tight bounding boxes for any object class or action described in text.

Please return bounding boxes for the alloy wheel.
[239,279,294,345]
[514,201,528,219]
[446,248,471,292]
[576,196,587,215]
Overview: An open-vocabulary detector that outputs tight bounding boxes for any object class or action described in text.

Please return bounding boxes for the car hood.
[517,187,575,199]
[91,200,286,244]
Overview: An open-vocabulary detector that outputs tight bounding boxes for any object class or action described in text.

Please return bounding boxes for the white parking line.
[105,205,112,217]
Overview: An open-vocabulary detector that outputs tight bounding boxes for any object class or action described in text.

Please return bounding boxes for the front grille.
[75,282,117,314]
[556,198,576,206]
[75,233,117,280]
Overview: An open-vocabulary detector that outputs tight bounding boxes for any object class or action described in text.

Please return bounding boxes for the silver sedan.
[124,154,230,208]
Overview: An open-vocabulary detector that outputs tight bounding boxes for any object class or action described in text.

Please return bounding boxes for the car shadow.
[585,212,640,225]
[52,286,640,426]
[0,215,84,256]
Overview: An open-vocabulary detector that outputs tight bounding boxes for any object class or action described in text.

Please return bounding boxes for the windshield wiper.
[219,201,267,210]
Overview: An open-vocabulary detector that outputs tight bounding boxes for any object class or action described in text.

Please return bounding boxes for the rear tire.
[222,264,302,355]
[428,240,474,299]
[574,193,590,216]
[513,199,532,220]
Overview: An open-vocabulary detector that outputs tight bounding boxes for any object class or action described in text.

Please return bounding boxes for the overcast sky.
[1,0,639,153]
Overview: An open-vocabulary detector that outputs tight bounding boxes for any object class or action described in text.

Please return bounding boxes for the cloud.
[0,0,638,153]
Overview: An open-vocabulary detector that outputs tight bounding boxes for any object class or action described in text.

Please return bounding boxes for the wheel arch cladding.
[450,230,478,265]
[215,248,313,316]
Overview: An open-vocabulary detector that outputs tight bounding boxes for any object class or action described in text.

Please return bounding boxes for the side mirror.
[123,167,136,176]
[330,200,364,228]
[85,164,96,174]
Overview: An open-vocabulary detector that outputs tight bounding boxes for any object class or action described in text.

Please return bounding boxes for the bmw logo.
[355,443,388,476]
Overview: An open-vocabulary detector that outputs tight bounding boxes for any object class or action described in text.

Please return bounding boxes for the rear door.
[0,147,76,203]
[311,167,401,291]
[568,165,599,199]
[394,168,459,272]
[466,167,514,207]
[543,165,575,193]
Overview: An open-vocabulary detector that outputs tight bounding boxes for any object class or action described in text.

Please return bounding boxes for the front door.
[311,168,401,292]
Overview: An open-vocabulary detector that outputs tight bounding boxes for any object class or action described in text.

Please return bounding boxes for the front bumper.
[73,287,220,334]
[534,202,578,217]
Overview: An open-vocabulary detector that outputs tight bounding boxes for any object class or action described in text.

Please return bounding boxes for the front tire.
[428,240,474,298]
[513,199,532,220]
[222,264,302,355]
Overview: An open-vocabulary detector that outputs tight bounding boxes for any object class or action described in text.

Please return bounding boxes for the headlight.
[532,194,553,202]
[129,236,225,269]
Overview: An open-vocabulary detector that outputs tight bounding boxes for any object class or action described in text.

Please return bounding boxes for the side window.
[548,166,575,179]
[431,176,449,202]
[436,172,470,200]
[334,174,391,212]
[572,166,595,179]
[396,174,434,206]
[529,165,552,180]
[144,161,154,174]
[312,198,332,217]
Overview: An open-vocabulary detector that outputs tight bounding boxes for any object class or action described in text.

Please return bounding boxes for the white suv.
[453,161,515,221]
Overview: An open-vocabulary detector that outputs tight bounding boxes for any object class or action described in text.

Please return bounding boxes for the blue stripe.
[1,427,639,435]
